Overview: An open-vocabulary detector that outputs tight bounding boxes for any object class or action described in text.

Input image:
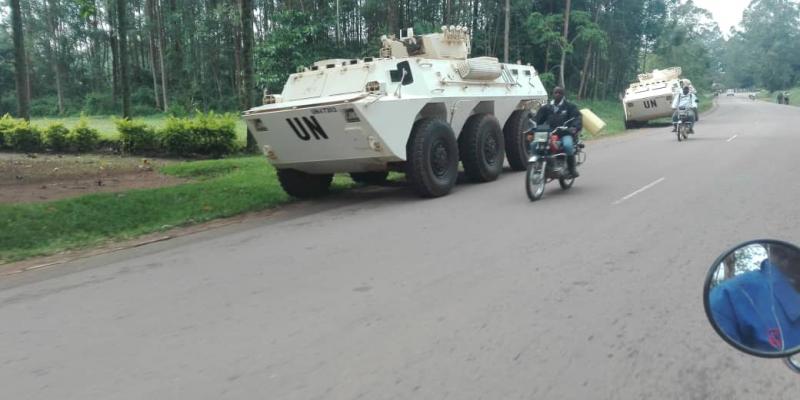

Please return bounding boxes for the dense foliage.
[0,0,755,119]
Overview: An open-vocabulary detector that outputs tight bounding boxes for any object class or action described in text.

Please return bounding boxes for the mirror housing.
[703,239,800,359]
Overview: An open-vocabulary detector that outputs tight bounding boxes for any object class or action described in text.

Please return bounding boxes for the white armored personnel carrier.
[622,67,687,128]
[242,26,548,198]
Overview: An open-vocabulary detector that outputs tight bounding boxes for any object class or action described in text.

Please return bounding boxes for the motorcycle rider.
[534,86,583,178]
[672,85,697,133]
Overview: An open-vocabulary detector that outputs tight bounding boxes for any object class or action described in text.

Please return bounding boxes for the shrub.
[161,117,200,157]
[6,120,43,152]
[193,112,237,157]
[44,123,70,152]
[69,119,101,153]
[115,118,159,154]
[160,112,237,158]
[0,114,17,149]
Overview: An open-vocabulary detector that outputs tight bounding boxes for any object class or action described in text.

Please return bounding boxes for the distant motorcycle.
[675,107,693,142]
[525,119,585,202]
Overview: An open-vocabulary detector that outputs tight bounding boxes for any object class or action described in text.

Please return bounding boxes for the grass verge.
[0,157,355,263]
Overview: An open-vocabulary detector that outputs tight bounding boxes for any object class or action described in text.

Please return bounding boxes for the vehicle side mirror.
[703,240,800,358]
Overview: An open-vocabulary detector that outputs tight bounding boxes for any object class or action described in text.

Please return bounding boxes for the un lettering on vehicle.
[287,116,330,141]
[643,99,658,109]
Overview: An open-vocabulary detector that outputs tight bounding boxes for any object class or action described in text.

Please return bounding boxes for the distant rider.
[672,85,697,133]
[535,86,583,178]
[778,92,785,104]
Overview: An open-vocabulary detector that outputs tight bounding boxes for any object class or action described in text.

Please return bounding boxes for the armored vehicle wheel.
[406,118,459,198]
[350,171,389,185]
[277,168,333,198]
[503,109,533,171]
[459,113,505,183]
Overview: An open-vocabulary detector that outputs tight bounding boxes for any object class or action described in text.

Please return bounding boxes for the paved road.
[2,97,799,400]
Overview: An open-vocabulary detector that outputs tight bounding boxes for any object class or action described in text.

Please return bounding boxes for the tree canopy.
[0,0,782,118]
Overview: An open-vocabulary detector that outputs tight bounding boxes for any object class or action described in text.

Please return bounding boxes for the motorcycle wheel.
[677,126,683,142]
[559,176,575,190]
[526,161,547,202]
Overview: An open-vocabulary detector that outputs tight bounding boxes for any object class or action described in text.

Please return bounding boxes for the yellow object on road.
[580,108,606,135]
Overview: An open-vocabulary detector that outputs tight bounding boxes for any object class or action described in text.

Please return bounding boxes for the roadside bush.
[160,112,237,158]
[44,123,70,152]
[69,119,101,153]
[6,120,43,152]
[0,114,17,149]
[193,112,238,157]
[161,117,200,157]
[116,118,159,154]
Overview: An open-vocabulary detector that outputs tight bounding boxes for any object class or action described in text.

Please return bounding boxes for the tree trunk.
[503,0,510,63]
[239,0,258,151]
[45,0,65,115]
[117,0,131,118]
[10,0,30,120]
[578,43,593,100]
[559,0,571,90]
[146,0,161,110]
[157,0,169,112]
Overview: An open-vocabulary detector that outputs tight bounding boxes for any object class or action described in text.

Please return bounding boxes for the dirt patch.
[0,153,186,203]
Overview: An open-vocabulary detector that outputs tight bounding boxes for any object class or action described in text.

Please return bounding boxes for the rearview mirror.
[703,240,800,358]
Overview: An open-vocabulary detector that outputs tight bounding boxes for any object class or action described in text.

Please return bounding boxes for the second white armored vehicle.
[622,67,691,128]
[242,26,548,198]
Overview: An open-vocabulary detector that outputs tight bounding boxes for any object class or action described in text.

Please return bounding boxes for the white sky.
[691,0,751,35]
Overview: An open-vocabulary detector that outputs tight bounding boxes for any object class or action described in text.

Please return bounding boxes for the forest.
[1,0,799,119]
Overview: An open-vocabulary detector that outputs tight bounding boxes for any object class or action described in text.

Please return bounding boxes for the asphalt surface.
[2,96,799,399]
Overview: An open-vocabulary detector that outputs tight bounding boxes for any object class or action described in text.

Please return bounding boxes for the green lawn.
[30,114,250,144]
[0,157,355,263]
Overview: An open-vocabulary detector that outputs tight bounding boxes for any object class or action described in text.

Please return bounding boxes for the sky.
[691,0,751,35]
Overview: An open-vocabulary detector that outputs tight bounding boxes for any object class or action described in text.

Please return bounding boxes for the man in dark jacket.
[535,86,583,177]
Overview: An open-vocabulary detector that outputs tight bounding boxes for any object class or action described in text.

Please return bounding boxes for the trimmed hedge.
[0,116,43,152]
[116,112,238,158]
[0,113,239,158]
[161,113,237,158]
[116,118,158,154]
[44,123,71,152]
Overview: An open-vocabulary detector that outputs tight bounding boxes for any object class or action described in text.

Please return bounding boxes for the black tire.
[459,113,505,183]
[624,120,634,130]
[559,177,575,190]
[350,171,389,185]
[526,161,546,202]
[277,168,333,198]
[406,118,459,198]
[503,109,533,171]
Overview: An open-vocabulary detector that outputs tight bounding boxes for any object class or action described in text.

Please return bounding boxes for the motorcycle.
[524,119,585,202]
[675,107,693,142]
[703,239,800,375]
